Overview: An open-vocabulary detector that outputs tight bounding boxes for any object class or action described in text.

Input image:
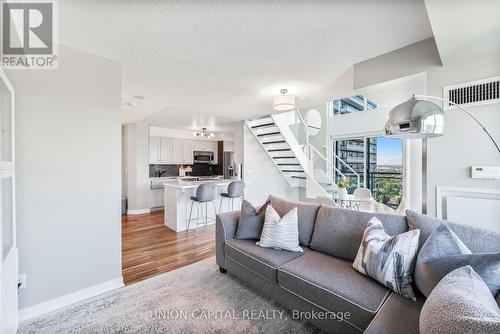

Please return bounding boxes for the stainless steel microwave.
[193,151,215,164]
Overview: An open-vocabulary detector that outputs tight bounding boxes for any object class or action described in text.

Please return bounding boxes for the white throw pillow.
[257,205,302,252]
[353,217,420,300]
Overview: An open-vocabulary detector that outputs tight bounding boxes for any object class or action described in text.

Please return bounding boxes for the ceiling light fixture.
[193,127,215,139]
[272,89,296,111]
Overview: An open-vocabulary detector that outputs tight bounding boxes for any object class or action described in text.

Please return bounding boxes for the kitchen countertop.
[164,179,234,189]
[150,175,224,190]
[150,175,223,180]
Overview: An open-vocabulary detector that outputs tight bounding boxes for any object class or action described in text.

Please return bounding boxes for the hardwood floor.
[122,210,215,285]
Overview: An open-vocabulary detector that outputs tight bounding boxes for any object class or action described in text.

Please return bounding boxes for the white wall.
[243,125,298,205]
[353,42,500,218]
[123,122,150,213]
[6,46,122,310]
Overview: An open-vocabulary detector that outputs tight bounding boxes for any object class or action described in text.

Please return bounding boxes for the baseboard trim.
[19,276,124,322]
[127,208,151,215]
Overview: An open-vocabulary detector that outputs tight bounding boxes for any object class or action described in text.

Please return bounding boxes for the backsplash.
[150,164,222,178]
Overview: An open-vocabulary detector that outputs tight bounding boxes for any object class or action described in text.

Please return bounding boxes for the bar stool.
[187,182,218,235]
[219,180,245,213]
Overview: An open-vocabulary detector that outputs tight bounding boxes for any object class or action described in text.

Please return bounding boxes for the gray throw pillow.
[420,266,500,334]
[235,200,270,240]
[415,224,500,298]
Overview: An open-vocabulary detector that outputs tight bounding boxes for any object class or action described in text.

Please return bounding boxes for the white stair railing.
[327,146,361,188]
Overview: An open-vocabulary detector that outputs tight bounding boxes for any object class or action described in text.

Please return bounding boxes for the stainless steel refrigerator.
[223,152,234,179]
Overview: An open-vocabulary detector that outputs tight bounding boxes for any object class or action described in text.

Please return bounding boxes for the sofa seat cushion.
[278,251,391,331]
[225,239,309,282]
[364,291,425,334]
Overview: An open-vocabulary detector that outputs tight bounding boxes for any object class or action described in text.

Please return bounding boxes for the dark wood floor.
[122,210,215,285]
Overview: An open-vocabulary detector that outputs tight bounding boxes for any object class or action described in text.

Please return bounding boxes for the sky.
[376,137,402,166]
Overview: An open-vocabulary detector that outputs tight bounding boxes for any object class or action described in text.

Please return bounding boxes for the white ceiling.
[59,0,433,131]
[424,0,500,65]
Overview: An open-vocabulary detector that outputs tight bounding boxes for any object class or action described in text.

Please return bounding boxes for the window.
[331,95,377,115]
[334,136,404,208]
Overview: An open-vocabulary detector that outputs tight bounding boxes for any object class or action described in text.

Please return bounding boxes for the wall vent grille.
[443,76,499,110]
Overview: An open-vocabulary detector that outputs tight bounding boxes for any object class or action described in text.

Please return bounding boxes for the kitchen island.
[163,179,237,232]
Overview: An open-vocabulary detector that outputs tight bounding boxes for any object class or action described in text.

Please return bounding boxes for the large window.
[334,136,404,208]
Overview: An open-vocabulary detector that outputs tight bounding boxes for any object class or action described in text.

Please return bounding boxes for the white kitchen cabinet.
[223,141,234,152]
[183,139,194,164]
[172,138,184,163]
[150,189,164,208]
[159,137,173,162]
[149,136,161,163]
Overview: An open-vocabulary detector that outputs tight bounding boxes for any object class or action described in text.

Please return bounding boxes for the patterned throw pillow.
[257,205,302,252]
[353,217,420,301]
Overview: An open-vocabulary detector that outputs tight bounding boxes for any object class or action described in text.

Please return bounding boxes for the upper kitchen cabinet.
[223,141,234,152]
[149,136,161,163]
[159,137,173,162]
[183,139,194,164]
[149,135,218,165]
[172,138,184,163]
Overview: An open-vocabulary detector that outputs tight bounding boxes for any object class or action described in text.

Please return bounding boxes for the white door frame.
[0,68,18,334]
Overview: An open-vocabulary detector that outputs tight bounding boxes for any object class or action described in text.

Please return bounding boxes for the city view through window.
[331,95,403,208]
[334,137,403,208]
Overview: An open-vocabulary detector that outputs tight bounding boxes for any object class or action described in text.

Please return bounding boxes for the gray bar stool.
[219,180,245,213]
[187,182,218,235]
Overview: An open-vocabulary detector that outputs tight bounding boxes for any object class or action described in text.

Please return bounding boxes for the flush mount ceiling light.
[193,127,215,139]
[272,89,296,111]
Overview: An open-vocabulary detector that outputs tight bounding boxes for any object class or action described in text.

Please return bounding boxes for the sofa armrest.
[216,210,240,269]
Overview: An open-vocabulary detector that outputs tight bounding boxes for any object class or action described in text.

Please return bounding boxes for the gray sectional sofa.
[215,195,500,334]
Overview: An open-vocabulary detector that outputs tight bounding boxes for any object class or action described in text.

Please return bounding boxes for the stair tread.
[257,131,281,137]
[251,122,275,129]
[291,176,306,179]
[277,163,301,165]
[268,148,291,152]
[262,140,286,144]
[272,156,296,159]
[282,170,305,173]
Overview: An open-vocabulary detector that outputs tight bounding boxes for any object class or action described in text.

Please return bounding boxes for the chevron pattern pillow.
[257,205,302,252]
[353,217,420,301]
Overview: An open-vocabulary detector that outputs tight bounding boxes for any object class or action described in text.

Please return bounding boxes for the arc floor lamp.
[385,94,500,153]
[384,94,500,213]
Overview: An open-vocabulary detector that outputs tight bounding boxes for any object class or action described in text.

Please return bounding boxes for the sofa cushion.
[278,250,391,331]
[225,239,309,282]
[267,195,320,247]
[406,210,500,253]
[310,206,408,261]
[236,199,270,240]
[415,223,500,298]
[364,292,425,334]
[419,266,500,334]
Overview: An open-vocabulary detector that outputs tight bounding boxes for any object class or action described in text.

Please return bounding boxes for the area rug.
[19,257,321,334]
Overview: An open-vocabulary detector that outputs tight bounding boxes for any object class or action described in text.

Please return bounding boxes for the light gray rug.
[19,258,321,334]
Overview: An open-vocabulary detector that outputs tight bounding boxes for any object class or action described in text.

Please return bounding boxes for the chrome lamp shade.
[385,98,445,138]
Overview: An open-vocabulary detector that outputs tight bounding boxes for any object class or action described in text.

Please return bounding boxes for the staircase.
[245,116,307,189]
[246,110,356,199]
